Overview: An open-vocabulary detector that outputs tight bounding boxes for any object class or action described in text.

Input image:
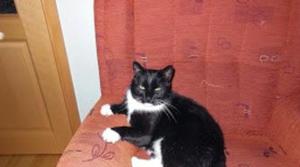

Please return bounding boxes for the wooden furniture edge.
[40,0,81,133]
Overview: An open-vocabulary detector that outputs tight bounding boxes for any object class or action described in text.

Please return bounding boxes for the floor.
[0,155,60,167]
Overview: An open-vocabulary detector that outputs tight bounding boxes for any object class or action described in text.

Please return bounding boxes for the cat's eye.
[139,85,145,90]
[154,87,161,91]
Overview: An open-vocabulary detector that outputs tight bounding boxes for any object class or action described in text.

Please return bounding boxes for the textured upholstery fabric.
[57,0,300,166]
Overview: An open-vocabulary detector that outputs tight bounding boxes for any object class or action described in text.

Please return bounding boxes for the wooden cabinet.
[0,42,58,153]
[0,42,49,129]
[0,0,80,154]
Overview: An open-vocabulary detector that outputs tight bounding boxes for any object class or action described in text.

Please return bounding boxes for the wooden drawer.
[0,15,26,41]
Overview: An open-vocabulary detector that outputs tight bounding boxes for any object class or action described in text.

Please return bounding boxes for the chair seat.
[225,137,295,167]
[57,97,296,167]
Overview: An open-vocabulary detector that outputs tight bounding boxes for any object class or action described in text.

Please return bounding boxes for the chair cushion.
[57,97,297,167]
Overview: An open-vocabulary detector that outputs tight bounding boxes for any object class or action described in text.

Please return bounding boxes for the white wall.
[56,0,101,121]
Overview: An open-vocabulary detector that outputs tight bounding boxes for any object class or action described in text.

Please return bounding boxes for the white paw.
[131,156,140,167]
[102,128,121,143]
[100,104,113,116]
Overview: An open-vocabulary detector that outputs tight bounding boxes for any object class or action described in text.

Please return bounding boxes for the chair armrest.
[57,97,140,167]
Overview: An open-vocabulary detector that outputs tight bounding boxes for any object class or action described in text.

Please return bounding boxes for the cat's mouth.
[128,90,164,107]
[136,98,161,107]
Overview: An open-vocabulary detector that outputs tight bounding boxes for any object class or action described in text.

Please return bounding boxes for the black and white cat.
[100,61,226,167]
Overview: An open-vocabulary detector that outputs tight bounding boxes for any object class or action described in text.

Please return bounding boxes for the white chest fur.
[126,90,165,122]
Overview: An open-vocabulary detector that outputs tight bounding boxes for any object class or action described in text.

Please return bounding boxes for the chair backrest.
[94,0,300,135]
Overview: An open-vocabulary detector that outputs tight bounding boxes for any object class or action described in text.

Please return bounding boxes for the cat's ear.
[162,65,175,82]
[133,61,144,74]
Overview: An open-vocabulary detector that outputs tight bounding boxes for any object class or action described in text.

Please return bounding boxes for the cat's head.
[129,61,175,106]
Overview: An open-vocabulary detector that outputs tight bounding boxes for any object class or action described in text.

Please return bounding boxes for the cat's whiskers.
[162,101,180,113]
[119,101,128,110]
[155,101,171,122]
[156,100,177,123]
[162,108,172,122]
[157,100,180,113]
[163,106,177,123]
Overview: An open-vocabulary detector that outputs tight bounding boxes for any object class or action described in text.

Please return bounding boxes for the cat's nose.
[145,97,152,102]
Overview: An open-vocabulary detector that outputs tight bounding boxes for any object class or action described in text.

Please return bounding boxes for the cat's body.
[101,62,226,167]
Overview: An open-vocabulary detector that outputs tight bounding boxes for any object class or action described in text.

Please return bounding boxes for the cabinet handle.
[0,32,5,40]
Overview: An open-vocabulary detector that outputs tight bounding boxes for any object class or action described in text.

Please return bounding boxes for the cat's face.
[130,61,175,106]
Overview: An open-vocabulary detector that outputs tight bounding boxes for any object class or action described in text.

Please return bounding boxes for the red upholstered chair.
[57,0,300,166]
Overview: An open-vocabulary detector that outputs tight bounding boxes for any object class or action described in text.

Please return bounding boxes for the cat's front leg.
[101,126,151,147]
[100,100,128,116]
[101,128,121,143]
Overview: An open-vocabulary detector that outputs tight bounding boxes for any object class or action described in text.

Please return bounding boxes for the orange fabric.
[95,0,300,135]
[57,0,300,166]
[57,99,298,167]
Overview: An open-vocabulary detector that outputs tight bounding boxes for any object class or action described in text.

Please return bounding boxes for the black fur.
[110,61,226,167]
